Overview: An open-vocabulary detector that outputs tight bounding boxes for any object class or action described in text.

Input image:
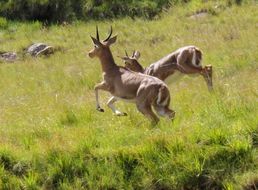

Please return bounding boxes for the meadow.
[0,1,257,189]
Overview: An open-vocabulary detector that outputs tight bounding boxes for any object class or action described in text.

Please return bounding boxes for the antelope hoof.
[97,107,104,112]
[115,112,127,116]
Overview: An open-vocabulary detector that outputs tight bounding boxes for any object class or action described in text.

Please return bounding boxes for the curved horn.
[96,26,100,41]
[104,26,113,42]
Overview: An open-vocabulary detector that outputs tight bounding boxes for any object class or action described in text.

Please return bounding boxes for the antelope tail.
[157,86,170,106]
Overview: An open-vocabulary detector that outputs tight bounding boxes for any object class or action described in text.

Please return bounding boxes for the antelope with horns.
[120,46,213,91]
[88,26,175,124]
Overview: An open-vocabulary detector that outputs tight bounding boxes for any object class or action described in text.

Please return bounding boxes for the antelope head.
[201,65,213,91]
[120,50,144,73]
[88,26,117,58]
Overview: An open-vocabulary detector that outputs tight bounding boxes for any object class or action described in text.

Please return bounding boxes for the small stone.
[0,52,17,62]
[27,43,54,57]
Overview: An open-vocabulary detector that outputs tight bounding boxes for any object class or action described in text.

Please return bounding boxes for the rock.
[0,52,17,62]
[189,12,209,19]
[189,9,209,19]
[26,43,54,57]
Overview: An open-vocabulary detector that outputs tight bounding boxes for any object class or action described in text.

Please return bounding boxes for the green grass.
[0,1,257,189]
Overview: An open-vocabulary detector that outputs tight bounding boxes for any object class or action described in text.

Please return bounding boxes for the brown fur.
[88,27,175,124]
[122,46,213,91]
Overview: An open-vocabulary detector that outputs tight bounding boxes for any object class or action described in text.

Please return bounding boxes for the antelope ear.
[91,36,102,46]
[106,35,117,46]
[133,51,141,60]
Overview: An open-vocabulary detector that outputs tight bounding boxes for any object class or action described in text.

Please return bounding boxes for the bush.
[0,0,80,23]
[83,0,168,20]
[0,0,251,23]
[0,0,173,23]
[0,17,8,29]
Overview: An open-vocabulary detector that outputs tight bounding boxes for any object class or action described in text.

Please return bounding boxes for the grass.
[0,0,258,189]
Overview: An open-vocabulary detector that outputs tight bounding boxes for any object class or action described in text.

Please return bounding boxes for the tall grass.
[0,0,257,189]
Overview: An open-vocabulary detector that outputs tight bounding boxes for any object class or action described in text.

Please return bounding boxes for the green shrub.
[0,151,15,171]
[83,0,167,19]
[0,0,79,23]
[0,0,175,22]
[0,17,8,28]
[0,0,251,22]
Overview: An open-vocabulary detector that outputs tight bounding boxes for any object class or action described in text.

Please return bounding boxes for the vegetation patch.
[0,0,257,189]
[0,0,251,23]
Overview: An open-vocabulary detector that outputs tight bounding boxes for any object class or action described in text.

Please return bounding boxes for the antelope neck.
[134,61,145,73]
[99,48,118,72]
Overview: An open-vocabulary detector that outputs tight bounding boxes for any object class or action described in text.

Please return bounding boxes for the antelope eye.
[94,45,99,48]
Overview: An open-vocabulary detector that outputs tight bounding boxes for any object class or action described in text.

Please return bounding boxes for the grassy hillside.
[0,1,257,189]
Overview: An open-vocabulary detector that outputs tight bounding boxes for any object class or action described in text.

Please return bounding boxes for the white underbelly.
[114,96,136,103]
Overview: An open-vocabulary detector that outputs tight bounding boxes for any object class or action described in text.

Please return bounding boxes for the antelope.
[88,26,175,124]
[120,46,213,91]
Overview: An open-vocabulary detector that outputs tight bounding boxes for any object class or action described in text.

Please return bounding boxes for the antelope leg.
[107,96,127,116]
[136,103,159,125]
[94,81,108,112]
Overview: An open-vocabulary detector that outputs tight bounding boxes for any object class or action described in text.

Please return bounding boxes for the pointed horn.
[125,50,128,57]
[132,50,136,57]
[96,26,100,41]
[104,26,113,42]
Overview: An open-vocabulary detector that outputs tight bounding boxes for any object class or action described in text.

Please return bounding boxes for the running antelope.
[120,46,213,91]
[88,26,175,124]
